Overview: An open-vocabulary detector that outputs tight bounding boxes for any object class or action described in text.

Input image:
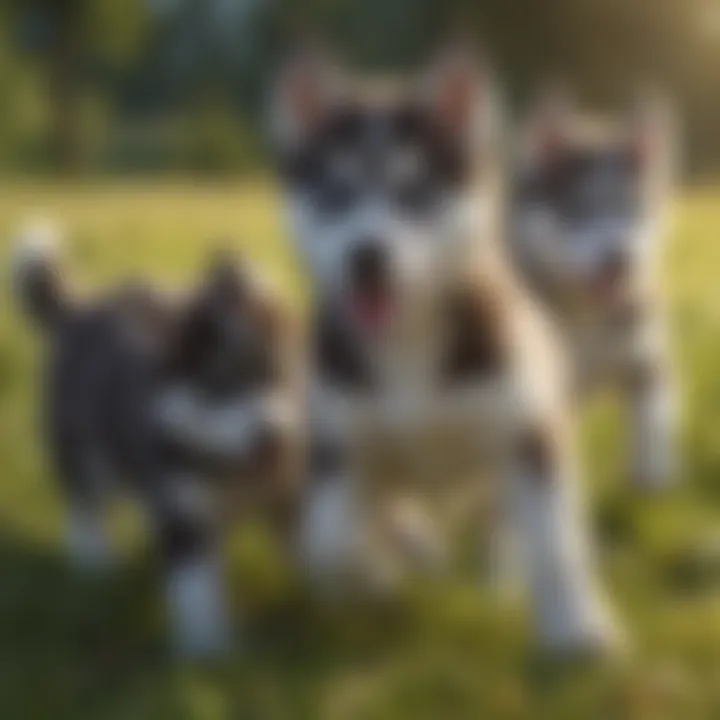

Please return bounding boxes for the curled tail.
[11,221,66,329]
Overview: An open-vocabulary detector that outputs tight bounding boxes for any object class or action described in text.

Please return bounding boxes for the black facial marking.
[516,145,641,227]
[309,437,349,478]
[279,101,472,218]
[441,285,510,385]
[169,273,279,398]
[390,105,471,187]
[314,307,374,391]
[518,424,559,481]
[158,511,215,563]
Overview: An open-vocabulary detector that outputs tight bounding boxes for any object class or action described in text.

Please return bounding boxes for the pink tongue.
[352,291,392,333]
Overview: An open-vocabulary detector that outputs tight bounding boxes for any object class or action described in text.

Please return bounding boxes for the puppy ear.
[163,291,216,379]
[627,91,677,179]
[270,41,343,149]
[115,284,179,360]
[521,84,573,169]
[204,247,248,302]
[419,39,493,141]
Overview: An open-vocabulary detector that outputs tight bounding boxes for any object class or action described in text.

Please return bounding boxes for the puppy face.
[273,46,497,337]
[513,97,674,305]
[158,257,297,469]
[170,257,282,399]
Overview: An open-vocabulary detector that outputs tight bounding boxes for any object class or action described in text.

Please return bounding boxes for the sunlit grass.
[0,181,719,719]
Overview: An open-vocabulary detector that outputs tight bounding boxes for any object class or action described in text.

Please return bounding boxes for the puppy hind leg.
[299,471,365,589]
[53,441,114,570]
[485,510,524,599]
[626,363,678,491]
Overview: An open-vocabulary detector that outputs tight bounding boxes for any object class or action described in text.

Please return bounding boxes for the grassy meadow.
[1,181,720,719]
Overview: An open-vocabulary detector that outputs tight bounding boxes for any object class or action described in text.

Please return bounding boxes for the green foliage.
[0,0,719,173]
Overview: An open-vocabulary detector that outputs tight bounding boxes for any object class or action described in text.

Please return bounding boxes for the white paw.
[485,525,524,600]
[632,445,677,492]
[631,384,678,492]
[166,557,232,659]
[537,597,625,657]
[298,479,361,585]
[67,512,113,571]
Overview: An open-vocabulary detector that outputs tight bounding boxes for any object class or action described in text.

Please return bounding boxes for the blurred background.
[2,0,720,177]
[2,2,720,719]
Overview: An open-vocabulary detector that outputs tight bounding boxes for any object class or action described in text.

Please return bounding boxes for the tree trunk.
[47,0,85,172]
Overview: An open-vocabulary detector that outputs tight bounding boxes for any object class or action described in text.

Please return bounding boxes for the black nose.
[600,249,629,281]
[348,240,387,291]
[252,419,287,469]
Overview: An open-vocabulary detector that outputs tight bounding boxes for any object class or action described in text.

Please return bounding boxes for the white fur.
[281,84,619,651]
[631,373,677,490]
[284,186,490,328]
[299,471,363,585]
[166,554,231,657]
[510,461,621,651]
[486,520,524,598]
[514,203,656,290]
[11,219,60,300]
[67,508,112,570]
[155,386,296,459]
[311,359,521,448]
[165,473,216,520]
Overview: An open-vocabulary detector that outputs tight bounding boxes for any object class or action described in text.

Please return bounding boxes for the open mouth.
[349,285,394,335]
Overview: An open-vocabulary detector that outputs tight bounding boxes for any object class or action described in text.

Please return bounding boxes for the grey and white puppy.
[511,92,678,490]
[12,225,301,657]
[272,45,622,653]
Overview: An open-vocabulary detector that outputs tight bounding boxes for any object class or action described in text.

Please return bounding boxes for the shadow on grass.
[0,531,481,719]
[1,520,707,720]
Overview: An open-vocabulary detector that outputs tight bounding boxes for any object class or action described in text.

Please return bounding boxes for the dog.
[510,91,678,490]
[271,44,622,653]
[12,224,302,657]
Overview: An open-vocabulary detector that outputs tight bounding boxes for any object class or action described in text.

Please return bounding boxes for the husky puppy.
[511,92,678,490]
[271,45,622,652]
[12,226,301,657]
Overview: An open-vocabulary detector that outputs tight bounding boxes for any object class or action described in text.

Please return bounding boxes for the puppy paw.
[631,450,678,493]
[166,558,232,660]
[66,512,113,571]
[538,601,627,659]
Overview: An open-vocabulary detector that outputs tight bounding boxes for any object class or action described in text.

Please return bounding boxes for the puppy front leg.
[626,362,677,491]
[52,442,113,571]
[510,424,622,653]
[299,439,368,591]
[155,478,231,658]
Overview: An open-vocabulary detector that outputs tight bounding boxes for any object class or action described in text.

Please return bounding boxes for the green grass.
[1,181,720,719]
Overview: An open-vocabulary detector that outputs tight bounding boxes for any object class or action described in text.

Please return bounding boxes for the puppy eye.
[394,180,436,214]
[316,153,361,214]
[327,152,362,186]
[315,180,357,214]
[388,147,425,186]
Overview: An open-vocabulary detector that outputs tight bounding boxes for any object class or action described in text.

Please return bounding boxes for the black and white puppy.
[511,92,678,490]
[12,225,301,657]
[272,46,622,652]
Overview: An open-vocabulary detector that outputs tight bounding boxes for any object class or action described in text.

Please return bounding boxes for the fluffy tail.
[11,221,66,329]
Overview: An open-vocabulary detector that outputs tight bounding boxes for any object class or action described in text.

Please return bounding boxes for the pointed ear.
[627,91,677,178]
[270,42,342,149]
[521,85,573,169]
[203,247,248,301]
[115,285,178,360]
[419,40,494,141]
